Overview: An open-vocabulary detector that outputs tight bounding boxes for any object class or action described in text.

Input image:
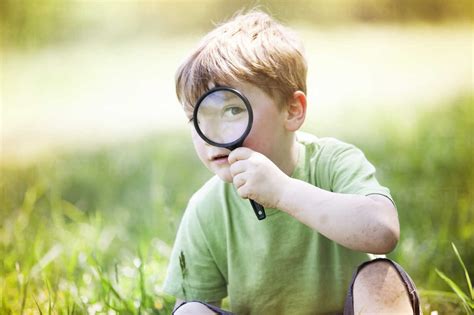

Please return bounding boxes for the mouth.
[211,154,229,163]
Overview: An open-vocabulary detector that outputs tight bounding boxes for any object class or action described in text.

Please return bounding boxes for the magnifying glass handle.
[250,199,266,220]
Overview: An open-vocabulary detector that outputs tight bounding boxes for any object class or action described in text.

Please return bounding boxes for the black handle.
[250,199,266,220]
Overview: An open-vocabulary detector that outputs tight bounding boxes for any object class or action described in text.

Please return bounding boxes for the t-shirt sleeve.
[325,140,395,205]
[162,196,227,301]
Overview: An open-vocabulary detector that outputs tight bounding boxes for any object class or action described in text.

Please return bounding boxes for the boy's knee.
[174,302,217,315]
[353,260,413,314]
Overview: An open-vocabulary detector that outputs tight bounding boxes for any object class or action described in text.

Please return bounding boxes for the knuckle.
[238,186,249,199]
[232,174,244,188]
[247,191,257,201]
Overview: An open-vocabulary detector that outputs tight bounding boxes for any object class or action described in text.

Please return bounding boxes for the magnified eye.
[223,105,245,118]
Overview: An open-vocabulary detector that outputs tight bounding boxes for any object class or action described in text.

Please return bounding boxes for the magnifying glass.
[193,86,266,220]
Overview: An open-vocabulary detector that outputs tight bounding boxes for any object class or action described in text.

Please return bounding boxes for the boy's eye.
[223,106,245,117]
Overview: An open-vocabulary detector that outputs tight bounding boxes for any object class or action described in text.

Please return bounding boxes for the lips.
[211,154,229,161]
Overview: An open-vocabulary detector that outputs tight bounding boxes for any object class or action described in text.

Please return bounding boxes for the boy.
[164,10,419,315]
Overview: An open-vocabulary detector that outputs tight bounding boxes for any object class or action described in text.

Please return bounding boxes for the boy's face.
[189,82,289,183]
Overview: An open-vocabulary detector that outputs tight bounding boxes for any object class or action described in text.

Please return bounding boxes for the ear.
[284,91,307,131]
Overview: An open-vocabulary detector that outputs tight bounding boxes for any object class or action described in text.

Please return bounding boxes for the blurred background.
[1,0,472,313]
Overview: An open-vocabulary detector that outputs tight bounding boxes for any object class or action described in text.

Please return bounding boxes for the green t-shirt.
[163,132,393,314]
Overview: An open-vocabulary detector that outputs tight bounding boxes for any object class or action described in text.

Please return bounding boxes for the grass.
[435,243,474,314]
[1,94,473,314]
[1,136,210,313]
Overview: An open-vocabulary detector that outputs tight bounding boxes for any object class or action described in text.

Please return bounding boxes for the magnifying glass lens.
[196,90,250,145]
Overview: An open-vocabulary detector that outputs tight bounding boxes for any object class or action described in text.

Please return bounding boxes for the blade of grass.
[104,299,124,313]
[137,249,147,308]
[1,283,7,314]
[20,280,28,315]
[436,269,474,312]
[89,255,132,311]
[96,269,135,313]
[65,293,71,315]
[114,263,119,284]
[420,289,462,301]
[29,244,63,278]
[61,200,86,223]
[452,243,473,300]
[32,295,43,315]
[45,278,53,315]
[70,301,76,315]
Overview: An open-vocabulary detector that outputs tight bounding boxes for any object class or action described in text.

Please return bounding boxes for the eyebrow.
[208,94,241,104]
[221,94,240,101]
[202,93,241,106]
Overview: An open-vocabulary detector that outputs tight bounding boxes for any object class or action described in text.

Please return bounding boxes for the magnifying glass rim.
[193,86,253,149]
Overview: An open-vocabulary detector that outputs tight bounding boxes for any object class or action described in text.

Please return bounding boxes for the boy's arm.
[228,147,399,254]
[277,179,399,254]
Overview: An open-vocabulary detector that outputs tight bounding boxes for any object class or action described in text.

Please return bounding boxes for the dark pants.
[173,258,420,315]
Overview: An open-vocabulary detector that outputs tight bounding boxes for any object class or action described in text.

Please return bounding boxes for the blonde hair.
[175,10,307,112]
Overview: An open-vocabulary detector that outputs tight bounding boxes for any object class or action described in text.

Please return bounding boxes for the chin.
[216,171,233,183]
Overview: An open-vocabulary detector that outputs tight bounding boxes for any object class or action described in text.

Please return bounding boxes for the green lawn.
[1,95,472,314]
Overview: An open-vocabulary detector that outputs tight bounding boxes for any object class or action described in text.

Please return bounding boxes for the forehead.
[200,89,242,104]
[202,80,262,103]
[230,82,280,110]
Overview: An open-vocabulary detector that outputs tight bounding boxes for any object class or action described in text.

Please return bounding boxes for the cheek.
[243,127,272,154]
[242,113,285,157]
[191,131,207,162]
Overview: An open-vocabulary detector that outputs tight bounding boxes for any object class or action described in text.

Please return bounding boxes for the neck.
[277,133,300,177]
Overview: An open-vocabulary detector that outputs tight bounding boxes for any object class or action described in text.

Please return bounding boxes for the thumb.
[228,147,253,164]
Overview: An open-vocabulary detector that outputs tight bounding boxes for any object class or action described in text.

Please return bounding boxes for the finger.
[229,160,247,177]
[232,173,247,189]
[237,184,258,201]
[228,147,253,164]
[236,183,250,199]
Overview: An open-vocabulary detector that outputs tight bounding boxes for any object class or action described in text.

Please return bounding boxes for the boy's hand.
[228,147,290,208]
